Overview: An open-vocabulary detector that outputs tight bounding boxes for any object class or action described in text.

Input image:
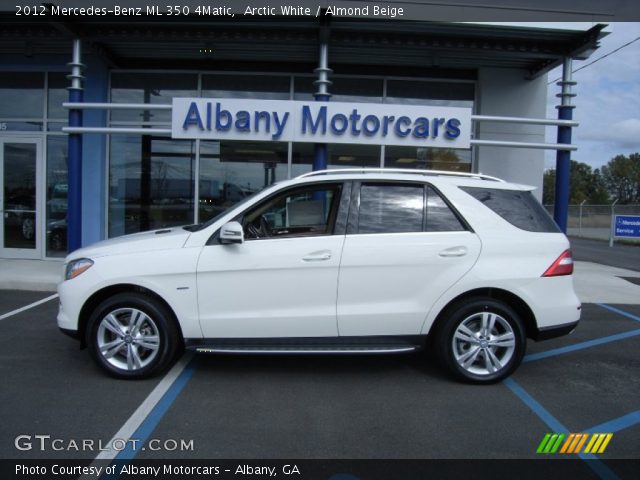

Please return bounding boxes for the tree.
[543,160,610,205]
[601,153,640,204]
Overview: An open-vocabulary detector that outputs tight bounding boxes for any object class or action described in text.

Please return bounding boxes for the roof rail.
[297,168,505,182]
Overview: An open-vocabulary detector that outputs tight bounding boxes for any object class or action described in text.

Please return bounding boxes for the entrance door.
[0,138,43,259]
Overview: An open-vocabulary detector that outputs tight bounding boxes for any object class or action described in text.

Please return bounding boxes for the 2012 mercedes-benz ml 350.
[57,169,581,384]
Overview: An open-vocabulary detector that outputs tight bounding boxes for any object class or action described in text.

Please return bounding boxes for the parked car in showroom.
[57,169,580,384]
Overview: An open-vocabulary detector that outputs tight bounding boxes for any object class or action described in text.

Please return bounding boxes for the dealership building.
[0,8,607,259]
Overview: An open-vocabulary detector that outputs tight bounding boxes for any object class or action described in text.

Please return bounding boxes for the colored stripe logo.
[537,433,613,454]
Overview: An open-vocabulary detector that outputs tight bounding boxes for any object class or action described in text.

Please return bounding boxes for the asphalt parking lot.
[0,287,638,479]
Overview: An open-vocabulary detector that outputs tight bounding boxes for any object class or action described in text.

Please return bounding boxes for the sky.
[543,22,640,170]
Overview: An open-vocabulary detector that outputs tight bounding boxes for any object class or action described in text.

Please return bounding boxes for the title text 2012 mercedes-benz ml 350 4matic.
[57,169,581,384]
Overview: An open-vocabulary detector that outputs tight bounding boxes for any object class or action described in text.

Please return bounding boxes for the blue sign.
[614,215,640,238]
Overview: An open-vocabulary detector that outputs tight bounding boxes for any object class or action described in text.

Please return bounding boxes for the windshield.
[183,184,276,232]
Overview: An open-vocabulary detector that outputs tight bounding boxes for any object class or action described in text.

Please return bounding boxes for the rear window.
[460,187,560,233]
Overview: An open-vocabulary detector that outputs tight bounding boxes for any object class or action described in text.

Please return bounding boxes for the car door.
[337,182,481,336]
[196,181,349,338]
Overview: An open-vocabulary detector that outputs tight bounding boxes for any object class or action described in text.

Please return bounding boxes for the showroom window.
[0,72,44,131]
[0,71,70,258]
[107,71,475,238]
[292,143,381,177]
[198,140,288,224]
[110,72,198,124]
[202,74,290,100]
[109,135,196,236]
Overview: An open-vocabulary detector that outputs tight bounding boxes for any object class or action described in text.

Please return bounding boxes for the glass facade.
[46,136,68,256]
[0,72,68,257]
[199,140,287,223]
[102,71,474,238]
[2,143,37,249]
[109,136,196,236]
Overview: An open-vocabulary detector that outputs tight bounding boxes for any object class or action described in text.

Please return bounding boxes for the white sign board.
[172,98,471,149]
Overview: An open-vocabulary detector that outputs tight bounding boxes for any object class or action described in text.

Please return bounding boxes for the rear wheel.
[86,293,180,379]
[435,298,526,384]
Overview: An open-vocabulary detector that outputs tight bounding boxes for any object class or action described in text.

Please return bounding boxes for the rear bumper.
[533,320,579,341]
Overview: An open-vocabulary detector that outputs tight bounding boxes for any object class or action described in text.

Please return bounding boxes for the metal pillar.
[67,39,85,252]
[553,57,576,233]
[312,21,332,171]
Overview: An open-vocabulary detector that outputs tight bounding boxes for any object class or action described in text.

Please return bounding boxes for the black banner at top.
[2,0,640,21]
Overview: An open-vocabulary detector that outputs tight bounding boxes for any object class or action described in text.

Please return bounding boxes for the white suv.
[57,169,581,384]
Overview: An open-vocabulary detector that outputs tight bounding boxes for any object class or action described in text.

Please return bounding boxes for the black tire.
[434,297,526,384]
[86,292,181,379]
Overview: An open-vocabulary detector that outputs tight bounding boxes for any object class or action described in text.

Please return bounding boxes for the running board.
[184,336,426,355]
[192,345,418,355]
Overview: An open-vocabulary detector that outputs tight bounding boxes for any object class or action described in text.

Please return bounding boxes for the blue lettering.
[302,105,326,134]
[272,112,289,140]
[182,102,204,130]
[330,113,348,134]
[382,116,395,136]
[235,111,251,131]
[362,115,380,136]
[206,102,212,131]
[412,117,429,138]
[349,109,361,135]
[254,111,270,134]
[445,118,461,139]
[431,118,445,138]
[215,103,232,131]
[395,116,411,137]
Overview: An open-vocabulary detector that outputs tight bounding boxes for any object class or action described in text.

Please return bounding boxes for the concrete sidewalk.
[0,259,62,292]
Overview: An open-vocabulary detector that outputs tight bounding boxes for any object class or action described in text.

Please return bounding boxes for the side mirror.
[219,221,244,244]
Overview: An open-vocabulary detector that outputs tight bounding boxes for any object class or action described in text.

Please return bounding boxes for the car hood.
[66,228,192,261]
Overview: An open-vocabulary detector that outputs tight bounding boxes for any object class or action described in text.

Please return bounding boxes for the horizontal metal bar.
[471,115,578,127]
[471,139,577,151]
[110,121,172,126]
[62,128,578,150]
[62,127,172,135]
[63,102,172,110]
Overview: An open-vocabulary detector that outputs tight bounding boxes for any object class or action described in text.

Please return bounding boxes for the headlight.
[65,258,94,281]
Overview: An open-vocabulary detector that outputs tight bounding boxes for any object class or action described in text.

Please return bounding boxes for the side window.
[426,187,466,232]
[460,187,560,233]
[357,183,424,234]
[242,184,342,240]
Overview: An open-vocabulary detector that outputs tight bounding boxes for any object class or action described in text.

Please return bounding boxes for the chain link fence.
[544,204,640,243]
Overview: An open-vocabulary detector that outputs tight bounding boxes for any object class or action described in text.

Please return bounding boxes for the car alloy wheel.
[86,293,181,379]
[452,312,516,376]
[96,308,160,372]
[435,297,525,384]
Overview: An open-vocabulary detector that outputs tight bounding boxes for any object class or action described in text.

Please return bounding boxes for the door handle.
[439,246,468,258]
[302,250,332,262]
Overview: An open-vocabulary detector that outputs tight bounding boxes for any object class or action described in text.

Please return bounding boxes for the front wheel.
[86,293,181,379]
[434,298,526,384]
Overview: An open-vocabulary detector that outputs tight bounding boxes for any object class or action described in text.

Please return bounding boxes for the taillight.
[542,249,574,277]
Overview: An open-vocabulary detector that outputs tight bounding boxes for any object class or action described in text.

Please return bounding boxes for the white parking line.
[0,293,59,321]
[78,352,195,480]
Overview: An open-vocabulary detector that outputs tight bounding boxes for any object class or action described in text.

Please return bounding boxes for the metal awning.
[0,16,606,78]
